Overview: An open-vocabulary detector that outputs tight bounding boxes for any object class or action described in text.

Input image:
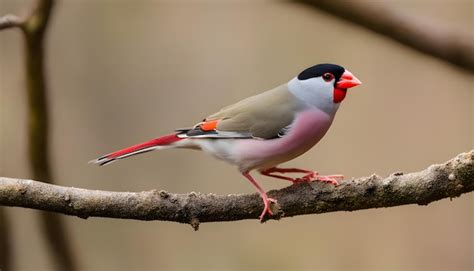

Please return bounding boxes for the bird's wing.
[178,84,304,139]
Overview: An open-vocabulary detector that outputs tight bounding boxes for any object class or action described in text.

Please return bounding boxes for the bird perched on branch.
[91,63,361,221]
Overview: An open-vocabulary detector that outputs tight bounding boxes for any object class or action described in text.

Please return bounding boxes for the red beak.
[336,70,361,89]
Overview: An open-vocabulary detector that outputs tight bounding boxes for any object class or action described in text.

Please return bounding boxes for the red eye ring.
[322,73,334,82]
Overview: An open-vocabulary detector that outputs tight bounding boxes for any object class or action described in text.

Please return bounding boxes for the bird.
[91,63,361,221]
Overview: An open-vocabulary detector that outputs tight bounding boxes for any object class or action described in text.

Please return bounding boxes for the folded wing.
[179,84,304,140]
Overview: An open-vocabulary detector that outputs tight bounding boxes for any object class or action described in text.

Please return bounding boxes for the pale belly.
[233,109,333,172]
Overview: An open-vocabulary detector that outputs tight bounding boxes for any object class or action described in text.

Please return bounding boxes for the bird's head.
[288,63,361,114]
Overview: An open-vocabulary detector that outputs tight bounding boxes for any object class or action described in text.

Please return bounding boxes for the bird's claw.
[293,172,343,186]
[259,197,277,221]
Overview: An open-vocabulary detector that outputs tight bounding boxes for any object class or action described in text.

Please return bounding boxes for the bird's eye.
[322,73,334,82]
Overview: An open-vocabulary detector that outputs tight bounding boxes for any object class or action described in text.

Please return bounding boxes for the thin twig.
[297,0,474,72]
[0,14,24,30]
[1,151,472,231]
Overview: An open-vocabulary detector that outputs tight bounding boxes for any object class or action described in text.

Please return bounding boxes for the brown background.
[1,0,473,270]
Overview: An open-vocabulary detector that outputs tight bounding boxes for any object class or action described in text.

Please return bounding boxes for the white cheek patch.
[287,77,339,115]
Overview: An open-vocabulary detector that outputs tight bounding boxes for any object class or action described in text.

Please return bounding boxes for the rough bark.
[297,0,474,72]
[1,151,472,230]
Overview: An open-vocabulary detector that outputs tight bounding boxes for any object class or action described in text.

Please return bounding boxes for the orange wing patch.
[200,119,219,131]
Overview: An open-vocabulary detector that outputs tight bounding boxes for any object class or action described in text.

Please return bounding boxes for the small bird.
[91,63,361,221]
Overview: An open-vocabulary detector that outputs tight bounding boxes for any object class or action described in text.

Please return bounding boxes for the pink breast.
[234,109,333,170]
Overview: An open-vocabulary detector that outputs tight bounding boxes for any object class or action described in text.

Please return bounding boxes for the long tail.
[90,133,184,166]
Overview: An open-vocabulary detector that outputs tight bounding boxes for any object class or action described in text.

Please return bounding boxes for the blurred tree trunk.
[0,0,78,270]
[23,1,78,270]
[0,208,12,270]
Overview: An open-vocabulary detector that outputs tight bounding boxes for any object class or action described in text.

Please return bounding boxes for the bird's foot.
[242,171,278,222]
[293,172,343,186]
[259,196,277,221]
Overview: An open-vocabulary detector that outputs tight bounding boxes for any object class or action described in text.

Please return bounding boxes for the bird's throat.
[333,88,347,103]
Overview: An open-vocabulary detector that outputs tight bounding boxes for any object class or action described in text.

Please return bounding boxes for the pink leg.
[260,171,296,182]
[260,167,313,182]
[242,171,277,221]
[260,167,343,186]
[263,167,314,174]
[296,172,344,186]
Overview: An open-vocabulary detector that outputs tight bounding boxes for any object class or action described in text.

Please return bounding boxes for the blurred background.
[1,0,472,270]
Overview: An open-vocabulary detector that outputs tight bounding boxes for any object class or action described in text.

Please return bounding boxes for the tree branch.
[297,0,474,72]
[1,151,472,230]
[0,14,25,30]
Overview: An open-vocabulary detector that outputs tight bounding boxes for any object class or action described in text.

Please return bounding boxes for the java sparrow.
[91,63,362,221]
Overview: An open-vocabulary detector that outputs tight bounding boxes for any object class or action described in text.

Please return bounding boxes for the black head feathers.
[297,64,345,81]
